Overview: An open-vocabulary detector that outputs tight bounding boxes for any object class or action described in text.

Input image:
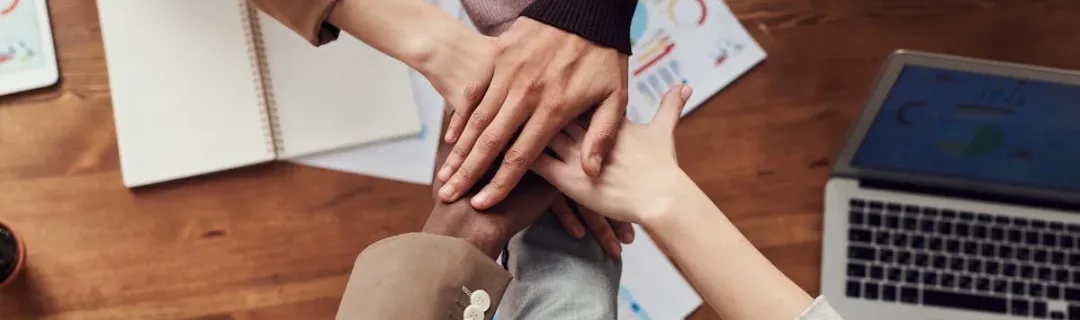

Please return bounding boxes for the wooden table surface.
[3,0,1079,319]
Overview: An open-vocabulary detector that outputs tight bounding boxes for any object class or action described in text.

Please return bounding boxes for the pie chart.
[669,0,707,26]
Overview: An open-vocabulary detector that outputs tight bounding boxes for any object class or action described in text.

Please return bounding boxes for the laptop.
[821,50,1080,320]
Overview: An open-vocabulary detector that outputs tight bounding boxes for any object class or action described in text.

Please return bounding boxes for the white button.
[463,305,485,320]
[470,290,491,311]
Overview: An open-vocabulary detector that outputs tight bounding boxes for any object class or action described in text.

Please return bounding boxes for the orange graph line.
[1,0,20,16]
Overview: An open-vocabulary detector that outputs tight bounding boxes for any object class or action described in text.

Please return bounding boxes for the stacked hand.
[421,17,629,211]
[532,85,694,225]
[416,17,634,256]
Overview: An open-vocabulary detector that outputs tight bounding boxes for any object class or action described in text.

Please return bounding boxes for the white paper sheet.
[625,0,766,123]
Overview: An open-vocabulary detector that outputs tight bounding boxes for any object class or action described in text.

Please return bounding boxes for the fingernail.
[437,165,452,181]
[621,232,635,244]
[679,85,693,101]
[438,184,457,200]
[573,226,586,239]
[471,191,491,208]
[608,240,622,256]
[444,131,454,143]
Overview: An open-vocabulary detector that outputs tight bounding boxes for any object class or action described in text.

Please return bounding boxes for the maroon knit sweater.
[462,0,637,54]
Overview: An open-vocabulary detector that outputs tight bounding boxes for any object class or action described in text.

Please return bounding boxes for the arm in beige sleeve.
[336,233,511,320]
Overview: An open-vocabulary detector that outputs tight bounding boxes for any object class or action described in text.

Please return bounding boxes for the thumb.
[650,84,692,132]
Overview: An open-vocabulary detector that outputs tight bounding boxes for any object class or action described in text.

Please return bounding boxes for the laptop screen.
[851,65,1080,193]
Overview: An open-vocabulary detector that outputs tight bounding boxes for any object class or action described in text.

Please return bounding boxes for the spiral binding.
[238,0,283,156]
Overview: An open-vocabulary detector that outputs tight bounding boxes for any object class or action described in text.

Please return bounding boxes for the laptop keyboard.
[845,197,1080,319]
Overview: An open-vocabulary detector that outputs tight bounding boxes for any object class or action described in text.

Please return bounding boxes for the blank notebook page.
[256,12,421,158]
[98,0,274,187]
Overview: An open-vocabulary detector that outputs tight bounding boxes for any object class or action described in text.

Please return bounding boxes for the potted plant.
[0,220,25,289]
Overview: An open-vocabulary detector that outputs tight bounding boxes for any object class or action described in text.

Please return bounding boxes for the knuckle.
[467,110,491,128]
[477,132,503,151]
[462,82,485,103]
[502,148,531,168]
[454,166,476,182]
[594,129,617,144]
[451,144,470,157]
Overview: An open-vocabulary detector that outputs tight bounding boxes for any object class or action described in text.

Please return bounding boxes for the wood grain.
[2,0,1079,319]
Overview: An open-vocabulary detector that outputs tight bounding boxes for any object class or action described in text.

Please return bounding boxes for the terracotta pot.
[0,220,25,290]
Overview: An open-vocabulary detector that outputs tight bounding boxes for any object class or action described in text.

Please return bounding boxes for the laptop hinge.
[859,179,1080,212]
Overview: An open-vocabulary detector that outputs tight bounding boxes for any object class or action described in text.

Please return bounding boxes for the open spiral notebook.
[97,0,420,187]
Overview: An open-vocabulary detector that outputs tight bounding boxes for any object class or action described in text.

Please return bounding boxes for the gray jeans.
[497,212,622,319]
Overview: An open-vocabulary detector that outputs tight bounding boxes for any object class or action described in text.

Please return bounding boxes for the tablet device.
[0,0,58,96]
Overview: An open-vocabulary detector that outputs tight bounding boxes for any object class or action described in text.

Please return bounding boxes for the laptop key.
[966,258,982,273]
[1063,235,1075,248]
[1069,253,1080,267]
[914,253,929,267]
[885,215,900,228]
[875,230,891,245]
[985,261,1000,275]
[1071,305,1080,320]
[849,198,866,208]
[1017,247,1031,261]
[1035,248,1050,263]
[939,221,954,235]
[901,217,916,231]
[870,266,884,279]
[882,284,897,302]
[849,228,872,243]
[990,227,1005,240]
[1009,229,1023,242]
[1032,219,1047,229]
[977,213,992,222]
[1046,233,1059,247]
[1051,310,1065,319]
[867,212,882,226]
[1030,283,1044,297]
[1000,246,1014,259]
[973,225,988,239]
[946,239,961,254]
[1021,265,1036,279]
[1065,287,1080,301]
[963,241,978,255]
[1040,267,1053,281]
[904,269,920,283]
[868,201,883,210]
[1054,251,1067,265]
[956,223,971,237]
[879,249,895,263]
[892,233,908,247]
[848,246,875,261]
[949,257,965,271]
[1035,301,1048,318]
[929,237,944,251]
[1049,285,1062,300]
[980,243,996,257]
[897,251,911,265]
[958,275,973,290]
[1011,281,1025,295]
[1057,269,1070,283]
[864,282,879,300]
[941,209,957,219]
[849,211,864,225]
[1012,299,1031,316]
[847,263,866,278]
[921,220,936,232]
[900,286,918,304]
[1004,263,1018,277]
[921,289,1007,314]
[992,279,1008,293]
[923,271,939,285]
[887,267,902,282]
[911,235,926,249]
[941,274,956,288]
[1027,231,1041,245]
[932,255,947,269]
[959,211,975,220]
[846,281,861,298]
[1014,217,1030,227]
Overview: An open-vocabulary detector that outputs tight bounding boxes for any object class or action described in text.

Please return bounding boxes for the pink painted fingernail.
[438,184,457,200]
[437,165,452,181]
[679,85,693,101]
[471,191,491,208]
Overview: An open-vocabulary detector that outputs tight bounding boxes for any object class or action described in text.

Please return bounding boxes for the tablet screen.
[0,0,47,75]
[851,65,1080,193]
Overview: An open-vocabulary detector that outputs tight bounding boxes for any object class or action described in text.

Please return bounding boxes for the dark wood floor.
[2,0,1079,319]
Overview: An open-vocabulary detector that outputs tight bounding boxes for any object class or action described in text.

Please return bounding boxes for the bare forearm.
[642,173,813,320]
[326,0,476,74]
